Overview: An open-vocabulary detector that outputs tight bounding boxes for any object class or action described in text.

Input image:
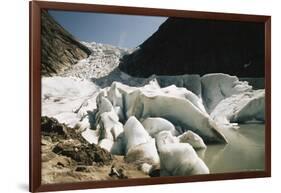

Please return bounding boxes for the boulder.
[52,139,113,166]
[41,116,67,137]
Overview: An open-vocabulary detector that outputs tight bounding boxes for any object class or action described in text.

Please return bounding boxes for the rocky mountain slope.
[41,10,92,76]
[119,17,265,77]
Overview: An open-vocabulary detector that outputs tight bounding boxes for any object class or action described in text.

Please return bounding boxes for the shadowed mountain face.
[41,10,92,76]
[119,17,265,78]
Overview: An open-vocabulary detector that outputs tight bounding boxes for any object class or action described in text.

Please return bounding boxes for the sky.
[48,10,167,49]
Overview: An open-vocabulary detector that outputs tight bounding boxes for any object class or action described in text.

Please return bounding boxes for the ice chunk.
[211,90,265,129]
[201,73,252,113]
[81,128,99,144]
[105,81,227,144]
[125,139,160,165]
[156,131,209,176]
[124,116,159,165]
[141,117,179,137]
[124,116,151,152]
[178,130,207,149]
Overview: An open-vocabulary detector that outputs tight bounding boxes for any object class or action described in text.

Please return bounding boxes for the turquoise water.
[198,124,265,173]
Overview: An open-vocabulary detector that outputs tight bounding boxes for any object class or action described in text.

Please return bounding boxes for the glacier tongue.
[57,41,131,79]
[42,71,264,145]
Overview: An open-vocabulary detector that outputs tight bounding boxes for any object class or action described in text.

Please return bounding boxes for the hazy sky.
[48,10,167,48]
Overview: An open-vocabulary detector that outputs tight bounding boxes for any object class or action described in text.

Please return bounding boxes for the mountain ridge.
[119,17,265,78]
[41,10,92,76]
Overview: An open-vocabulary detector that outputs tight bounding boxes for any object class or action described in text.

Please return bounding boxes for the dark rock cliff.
[119,17,265,78]
[41,10,92,76]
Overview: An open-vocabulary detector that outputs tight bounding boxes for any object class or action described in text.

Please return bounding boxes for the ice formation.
[201,73,253,113]
[156,131,209,176]
[42,76,99,128]
[124,116,160,166]
[103,81,227,144]
[42,41,265,177]
[141,117,179,137]
[178,130,207,149]
[211,89,265,129]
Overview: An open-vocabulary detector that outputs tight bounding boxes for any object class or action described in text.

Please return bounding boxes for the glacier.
[41,41,265,177]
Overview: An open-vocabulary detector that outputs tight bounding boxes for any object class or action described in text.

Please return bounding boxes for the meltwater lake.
[198,124,265,173]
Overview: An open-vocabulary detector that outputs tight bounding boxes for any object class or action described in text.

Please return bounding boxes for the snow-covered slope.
[42,76,99,128]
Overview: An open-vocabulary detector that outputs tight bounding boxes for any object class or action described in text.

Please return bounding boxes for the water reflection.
[198,124,265,173]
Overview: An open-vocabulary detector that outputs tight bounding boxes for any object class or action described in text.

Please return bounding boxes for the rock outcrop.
[119,17,264,78]
[41,116,149,184]
[41,10,92,76]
